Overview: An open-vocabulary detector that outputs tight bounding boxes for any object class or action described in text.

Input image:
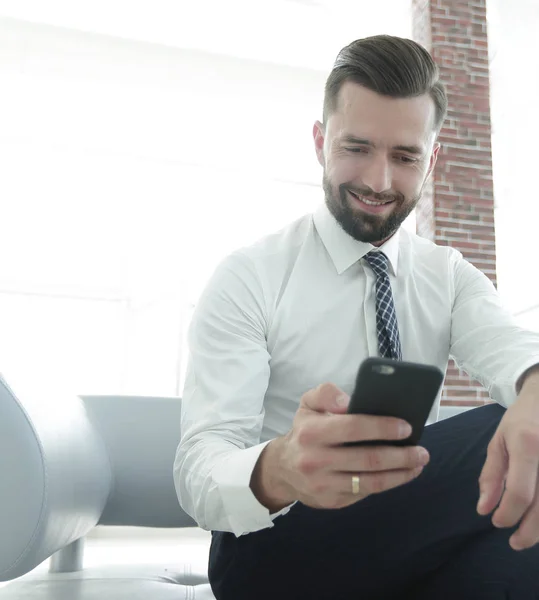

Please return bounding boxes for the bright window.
[0,6,413,396]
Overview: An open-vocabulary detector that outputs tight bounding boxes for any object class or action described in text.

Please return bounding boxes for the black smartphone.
[345,357,444,446]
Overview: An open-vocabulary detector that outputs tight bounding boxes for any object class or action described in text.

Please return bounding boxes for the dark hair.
[323,35,447,133]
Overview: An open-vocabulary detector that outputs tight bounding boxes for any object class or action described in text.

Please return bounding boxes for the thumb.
[301,383,350,415]
[477,432,507,516]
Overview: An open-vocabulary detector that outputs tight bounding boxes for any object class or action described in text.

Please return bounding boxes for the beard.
[323,174,423,244]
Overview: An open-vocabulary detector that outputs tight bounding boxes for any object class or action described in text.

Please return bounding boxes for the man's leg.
[410,526,539,600]
[209,404,534,600]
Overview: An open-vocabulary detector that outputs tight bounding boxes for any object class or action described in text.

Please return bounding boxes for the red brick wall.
[412,0,495,407]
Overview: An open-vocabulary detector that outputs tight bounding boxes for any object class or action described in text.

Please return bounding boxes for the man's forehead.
[337,81,434,110]
[328,83,436,147]
[335,82,436,126]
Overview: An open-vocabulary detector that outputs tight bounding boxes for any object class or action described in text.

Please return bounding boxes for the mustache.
[342,184,403,204]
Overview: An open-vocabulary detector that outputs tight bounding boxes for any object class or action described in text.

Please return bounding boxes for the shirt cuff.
[489,356,539,406]
[211,440,294,537]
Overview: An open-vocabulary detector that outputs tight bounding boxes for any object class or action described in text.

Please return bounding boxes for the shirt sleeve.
[173,251,293,536]
[449,251,539,407]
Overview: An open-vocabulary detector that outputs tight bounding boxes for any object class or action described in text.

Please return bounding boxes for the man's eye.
[345,147,368,153]
[396,155,417,163]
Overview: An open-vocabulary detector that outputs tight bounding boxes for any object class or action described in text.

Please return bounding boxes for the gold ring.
[352,475,360,495]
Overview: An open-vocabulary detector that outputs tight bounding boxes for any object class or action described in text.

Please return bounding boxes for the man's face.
[313,82,440,245]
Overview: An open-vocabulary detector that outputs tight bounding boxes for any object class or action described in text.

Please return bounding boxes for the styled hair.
[323,35,447,133]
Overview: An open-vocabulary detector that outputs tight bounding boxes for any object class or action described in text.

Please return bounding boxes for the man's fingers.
[477,433,507,516]
[355,466,425,496]
[324,467,424,505]
[301,383,350,414]
[317,413,412,445]
[300,383,412,444]
[328,444,430,473]
[509,481,539,551]
[491,429,539,529]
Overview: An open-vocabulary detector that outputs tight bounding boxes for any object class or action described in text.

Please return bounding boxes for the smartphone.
[345,357,444,446]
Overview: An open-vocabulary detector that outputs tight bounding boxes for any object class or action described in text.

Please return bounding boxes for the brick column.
[412,0,495,406]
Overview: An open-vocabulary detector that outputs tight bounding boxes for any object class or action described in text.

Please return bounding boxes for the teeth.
[350,191,391,206]
[362,198,387,206]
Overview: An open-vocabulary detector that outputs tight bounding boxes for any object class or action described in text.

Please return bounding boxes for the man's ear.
[313,120,326,167]
[427,142,440,178]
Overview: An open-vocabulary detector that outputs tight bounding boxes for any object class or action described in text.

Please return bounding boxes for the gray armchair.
[0,374,214,599]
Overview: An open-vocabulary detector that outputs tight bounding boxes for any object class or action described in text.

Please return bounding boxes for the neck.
[370,231,397,247]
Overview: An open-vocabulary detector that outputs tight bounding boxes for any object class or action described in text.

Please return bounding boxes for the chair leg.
[49,538,85,573]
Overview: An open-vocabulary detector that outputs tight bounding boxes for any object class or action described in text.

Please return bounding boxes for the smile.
[348,190,394,206]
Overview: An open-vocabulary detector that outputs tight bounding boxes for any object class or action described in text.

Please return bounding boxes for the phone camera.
[372,365,395,376]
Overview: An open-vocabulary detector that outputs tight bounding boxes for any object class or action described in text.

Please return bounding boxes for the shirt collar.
[313,202,401,276]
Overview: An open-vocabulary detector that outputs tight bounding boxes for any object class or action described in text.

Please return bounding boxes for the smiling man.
[175,35,539,599]
[319,84,439,246]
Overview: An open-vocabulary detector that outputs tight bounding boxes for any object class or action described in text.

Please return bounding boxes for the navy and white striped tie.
[364,251,403,361]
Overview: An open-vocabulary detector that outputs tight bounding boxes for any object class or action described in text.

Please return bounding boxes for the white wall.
[488,0,539,324]
[0,7,413,396]
[2,0,537,396]
[0,0,412,71]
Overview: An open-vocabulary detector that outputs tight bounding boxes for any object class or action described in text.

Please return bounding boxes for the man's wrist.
[250,437,295,513]
[516,364,539,394]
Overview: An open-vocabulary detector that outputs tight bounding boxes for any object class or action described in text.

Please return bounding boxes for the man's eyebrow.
[340,135,424,155]
[393,144,424,155]
[341,135,373,146]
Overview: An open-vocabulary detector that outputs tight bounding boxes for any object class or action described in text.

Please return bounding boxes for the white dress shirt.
[174,202,539,537]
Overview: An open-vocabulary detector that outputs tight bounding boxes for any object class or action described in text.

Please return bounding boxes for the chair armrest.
[0,375,112,581]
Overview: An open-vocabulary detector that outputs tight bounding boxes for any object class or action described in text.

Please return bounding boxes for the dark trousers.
[209,404,539,599]
[209,405,539,600]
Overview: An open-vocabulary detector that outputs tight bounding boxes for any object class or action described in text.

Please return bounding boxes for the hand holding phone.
[346,357,444,446]
[251,381,433,512]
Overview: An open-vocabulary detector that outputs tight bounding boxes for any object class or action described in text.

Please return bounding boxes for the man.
[174,35,539,599]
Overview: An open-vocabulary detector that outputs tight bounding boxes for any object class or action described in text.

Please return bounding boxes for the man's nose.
[361,158,392,195]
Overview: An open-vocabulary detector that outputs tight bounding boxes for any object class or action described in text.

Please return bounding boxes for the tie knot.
[364,251,390,278]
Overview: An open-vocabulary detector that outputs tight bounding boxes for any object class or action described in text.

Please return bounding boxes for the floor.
[0,526,212,589]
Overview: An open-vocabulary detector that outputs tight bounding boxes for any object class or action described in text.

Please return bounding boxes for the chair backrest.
[80,395,196,528]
